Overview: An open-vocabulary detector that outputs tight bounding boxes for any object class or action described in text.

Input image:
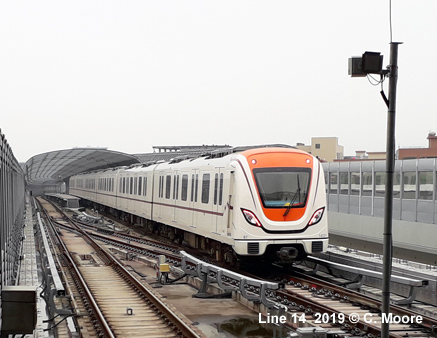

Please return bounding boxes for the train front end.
[232,148,328,262]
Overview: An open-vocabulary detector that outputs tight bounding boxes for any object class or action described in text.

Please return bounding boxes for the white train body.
[69,148,328,261]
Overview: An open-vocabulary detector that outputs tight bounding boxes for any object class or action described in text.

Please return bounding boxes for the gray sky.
[1,1,436,163]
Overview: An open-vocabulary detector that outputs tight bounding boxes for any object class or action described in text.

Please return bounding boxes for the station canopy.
[25,147,141,186]
[24,144,294,187]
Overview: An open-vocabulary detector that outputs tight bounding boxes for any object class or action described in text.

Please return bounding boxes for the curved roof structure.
[25,148,141,186]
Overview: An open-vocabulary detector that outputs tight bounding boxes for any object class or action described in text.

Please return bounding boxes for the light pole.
[381,41,401,338]
[349,42,402,338]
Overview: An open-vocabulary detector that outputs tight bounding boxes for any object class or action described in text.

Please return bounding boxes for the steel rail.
[277,288,403,338]
[284,268,437,332]
[37,199,115,337]
[50,219,182,264]
[48,198,437,337]
[42,198,201,338]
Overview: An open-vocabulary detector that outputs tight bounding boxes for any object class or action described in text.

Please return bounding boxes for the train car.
[69,147,328,264]
[95,169,117,209]
[115,165,155,220]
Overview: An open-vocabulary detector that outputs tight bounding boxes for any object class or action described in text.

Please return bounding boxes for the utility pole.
[381,41,401,338]
[349,42,402,338]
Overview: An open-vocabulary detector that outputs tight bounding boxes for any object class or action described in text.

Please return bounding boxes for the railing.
[180,250,283,309]
[0,129,26,286]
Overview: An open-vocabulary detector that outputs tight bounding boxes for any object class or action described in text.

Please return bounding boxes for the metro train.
[69,147,329,264]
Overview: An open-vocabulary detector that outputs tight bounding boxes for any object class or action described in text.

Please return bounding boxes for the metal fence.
[0,129,25,288]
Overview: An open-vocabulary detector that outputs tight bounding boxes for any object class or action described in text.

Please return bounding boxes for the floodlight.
[362,51,383,74]
[348,57,366,77]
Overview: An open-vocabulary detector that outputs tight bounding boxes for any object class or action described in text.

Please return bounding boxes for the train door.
[172,171,179,223]
[226,170,235,237]
[214,168,225,234]
[189,170,199,228]
[154,172,164,221]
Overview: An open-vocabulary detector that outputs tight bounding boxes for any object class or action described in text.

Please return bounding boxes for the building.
[397,132,437,159]
[296,137,344,162]
[341,151,387,161]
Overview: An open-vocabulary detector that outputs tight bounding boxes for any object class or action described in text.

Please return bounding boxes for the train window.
[402,172,416,199]
[158,177,161,197]
[419,172,433,200]
[181,175,188,201]
[138,177,142,195]
[130,177,133,195]
[166,175,171,199]
[191,174,195,202]
[201,174,210,204]
[329,173,338,194]
[340,172,349,195]
[173,175,179,200]
[119,178,122,193]
[214,173,218,205]
[374,172,385,197]
[350,172,360,196]
[254,168,311,208]
[158,176,162,198]
[160,176,164,198]
[176,175,180,199]
[133,177,137,195]
[362,172,372,196]
[123,177,126,194]
[195,174,199,202]
[219,173,224,205]
[144,177,148,196]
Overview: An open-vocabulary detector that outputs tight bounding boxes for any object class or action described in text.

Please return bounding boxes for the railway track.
[40,198,437,338]
[37,197,202,338]
[262,265,437,337]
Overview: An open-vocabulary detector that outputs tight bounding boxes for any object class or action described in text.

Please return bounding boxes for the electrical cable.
[366,74,385,86]
[43,314,77,331]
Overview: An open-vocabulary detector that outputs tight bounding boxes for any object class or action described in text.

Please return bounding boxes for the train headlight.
[241,208,262,227]
[307,207,325,226]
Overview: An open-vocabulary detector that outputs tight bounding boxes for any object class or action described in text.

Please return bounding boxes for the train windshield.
[253,168,311,208]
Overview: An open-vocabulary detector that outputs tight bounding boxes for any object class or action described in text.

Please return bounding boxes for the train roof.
[72,144,296,176]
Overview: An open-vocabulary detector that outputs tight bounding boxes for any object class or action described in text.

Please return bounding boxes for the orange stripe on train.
[241,148,313,222]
